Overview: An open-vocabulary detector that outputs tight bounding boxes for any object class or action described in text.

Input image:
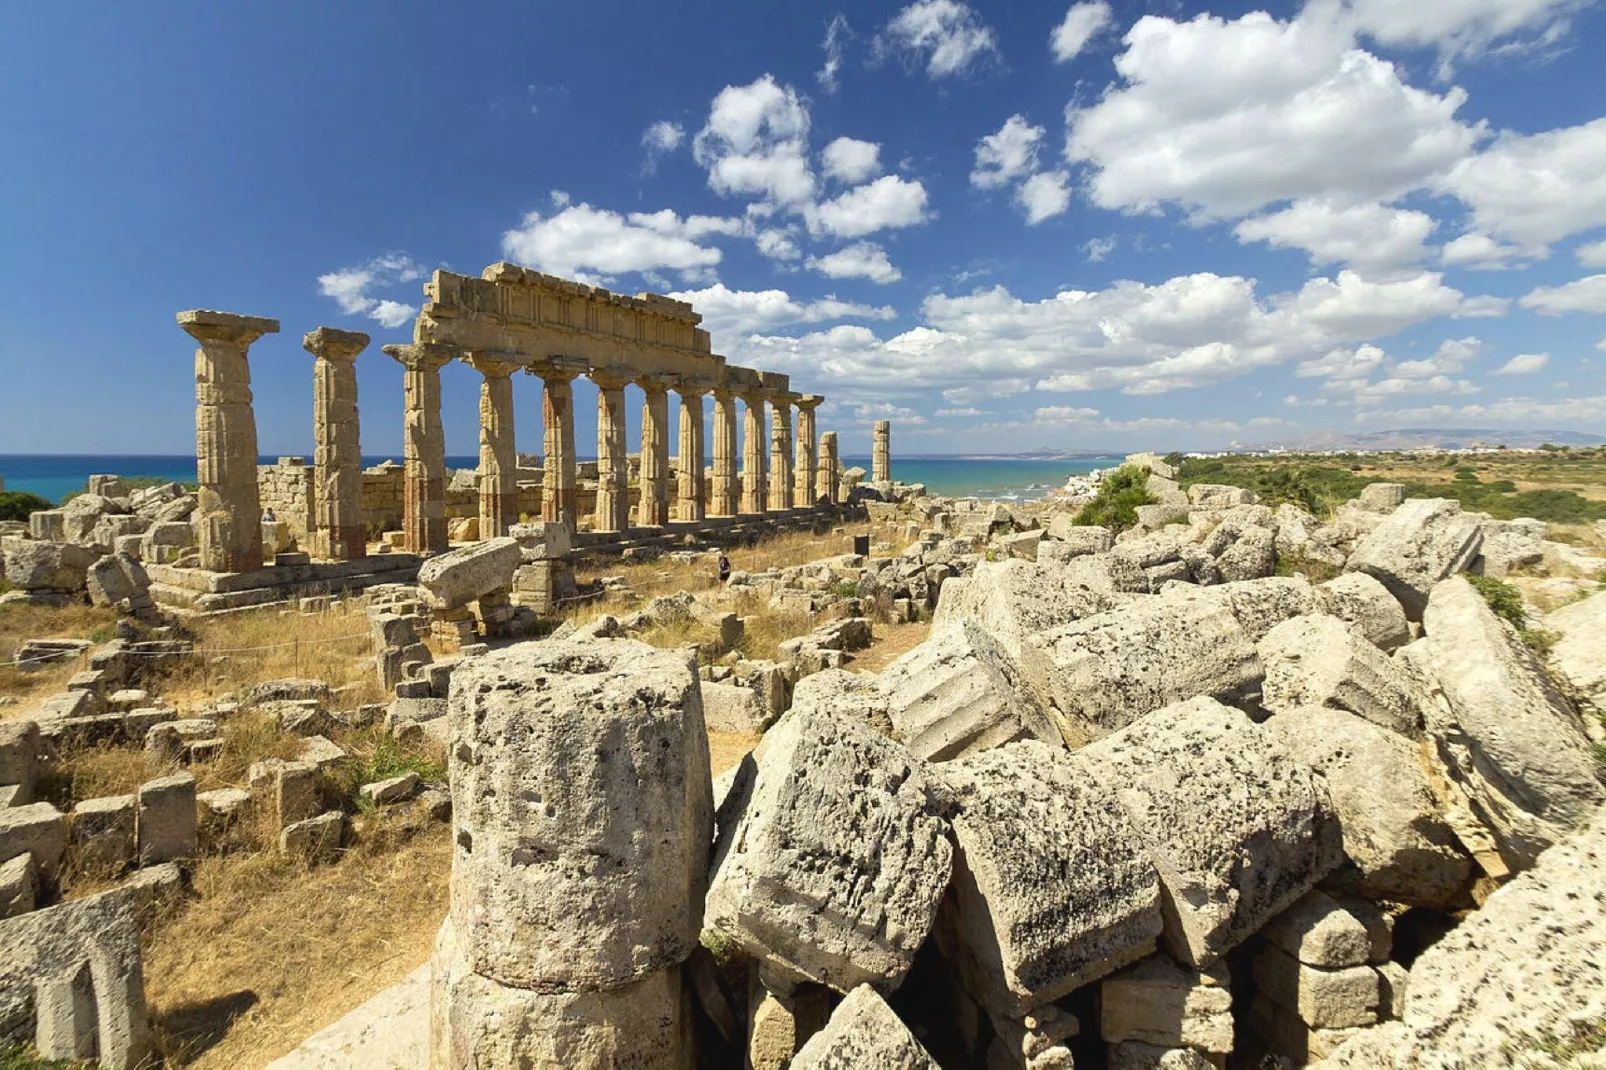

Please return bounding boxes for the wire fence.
[0,630,374,670]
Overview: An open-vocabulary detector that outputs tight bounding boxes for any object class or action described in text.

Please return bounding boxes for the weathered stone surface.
[879,619,1059,761]
[1101,954,1234,1053]
[931,559,1110,678]
[280,811,345,863]
[1544,588,1606,709]
[1076,698,1343,966]
[243,678,332,706]
[1215,524,1278,582]
[0,852,37,919]
[1250,994,1364,1064]
[0,801,67,883]
[267,963,428,1069]
[1162,575,1317,643]
[787,669,894,738]
[448,639,712,991]
[3,541,96,591]
[790,984,940,1070]
[1316,572,1410,653]
[1345,499,1483,620]
[1255,944,1381,1029]
[707,708,951,993]
[416,537,521,610]
[1031,599,1263,745]
[699,680,772,734]
[429,919,688,1070]
[1356,483,1406,512]
[1189,484,1255,509]
[933,740,1162,1017]
[986,1002,1079,1070]
[0,720,40,805]
[70,794,136,873]
[249,758,321,828]
[1261,890,1382,969]
[745,970,831,1070]
[1043,521,1113,555]
[136,773,196,866]
[1265,706,1472,908]
[1420,576,1603,871]
[1259,615,1421,735]
[360,773,420,806]
[1108,1041,1214,1069]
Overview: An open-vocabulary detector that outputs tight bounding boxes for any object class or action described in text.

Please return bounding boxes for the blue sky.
[3,0,1605,458]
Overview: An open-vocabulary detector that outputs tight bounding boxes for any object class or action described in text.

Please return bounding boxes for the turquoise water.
[1,454,1114,505]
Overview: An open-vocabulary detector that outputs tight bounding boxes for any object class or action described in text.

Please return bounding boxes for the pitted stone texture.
[1261,890,1389,969]
[86,553,152,609]
[1161,575,1318,643]
[932,740,1162,1017]
[1316,572,1410,653]
[1254,944,1381,1029]
[1421,576,1604,871]
[417,537,521,610]
[931,559,1110,668]
[0,802,66,883]
[1031,598,1263,745]
[1544,589,1606,710]
[1345,498,1484,620]
[706,708,951,993]
[879,619,1059,761]
[790,984,939,1070]
[1259,615,1421,735]
[1100,954,1234,1054]
[1109,1042,1214,1070]
[1264,706,1471,907]
[429,919,688,1070]
[0,720,40,805]
[1076,698,1343,967]
[3,541,96,592]
[447,639,712,991]
[787,669,894,738]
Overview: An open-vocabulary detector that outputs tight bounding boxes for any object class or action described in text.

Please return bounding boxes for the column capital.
[463,350,524,379]
[527,355,589,382]
[302,326,370,362]
[636,376,671,397]
[383,342,457,372]
[590,367,634,391]
[177,309,279,348]
[795,394,825,411]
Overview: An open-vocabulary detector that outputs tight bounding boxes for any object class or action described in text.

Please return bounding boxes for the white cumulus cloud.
[1017,170,1073,224]
[821,137,882,184]
[501,202,741,283]
[641,120,685,171]
[806,175,931,238]
[316,253,426,329]
[693,75,817,207]
[666,283,895,338]
[877,0,1000,78]
[1439,118,1606,251]
[806,241,903,283]
[1520,274,1606,314]
[1493,352,1551,375]
[971,115,1043,189]
[1051,1,1114,62]
[1234,200,1436,271]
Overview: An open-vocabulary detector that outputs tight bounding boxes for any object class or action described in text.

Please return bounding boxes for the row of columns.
[179,309,847,571]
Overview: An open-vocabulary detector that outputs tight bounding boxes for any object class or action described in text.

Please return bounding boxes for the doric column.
[676,388,706,522]
[768,398,794,512]
[741,395,768,514]
[593,372,630,533]
[711,390,739,518]
[794,395,822,507]
[465,352,522,539]
[819,431,840,504]
[303,327,369,562]
[383,342,455,556]
[178,309,279,573]
[872,420,891,483]
[637,379,671,528]
[531,361,584,527]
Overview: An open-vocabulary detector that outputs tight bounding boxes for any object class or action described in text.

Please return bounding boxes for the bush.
[0,491,52,523]
[1466,574,1526,630]
[1074,466,1155,532]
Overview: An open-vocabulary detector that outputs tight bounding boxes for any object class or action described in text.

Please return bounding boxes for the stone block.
[1316,572,1410,652]
[746,971,832,1070]
[790,984,940,1069]
[1345,498,1483,620]
[447,639,712,991]
[1253,944,1381,1029]
[879,619,1060,761]
[707,708,951,993]
[1261,890,1385,969]
[244,678,332,706]
[85,553,151,609]
[1247,994,1362,1063]
[0,852,37,918]
[700,680,772,734]
[1075,698,1343,966]
[932,740,1162,1017]
[0,720,40,806]
[1356,483,1406,512]
[3,541,96,592]
[249,759,321,828]
[1031,599,1263,745]
[1544,589,1606,711]
[1042,522,1113,555]
[1100,954,1234,1053]
[1108,1041,1214,1069]
[360,772,420,806]
[1188,484,1255,509]
[34,959,97,1061]
[135,773,196,866]
[786,669,894,738]
[297,735,348,769]
[69,795,136,874]
[0,802,67,884]
[1258,614,1421,735]
[1165,575,1318,643]
[280,811,345,863]
[417,537,521,610]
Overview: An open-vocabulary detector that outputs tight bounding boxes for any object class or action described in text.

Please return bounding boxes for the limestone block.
[790,984,940,1069]
[1100,954,1234,1053]
[0,720,40,805]
[298,735,348,769]
[1261,890,1386,969]
[787,669,894,738]
[932,740,1162,1017]
[69,794,136,873]
[280,811,345,863]
[265,963,429,1070]
[700,680,772,734]
[931,559,1110,685]
[1108,1042,1214,1070]
[1356,483,1406,512]
[429,918,688,1070]
[448,639,712,991]
[1254,944,1381,1029]
[1043,521,1112,554]
[1344,499,1483,620]
[1248,994,1364,1064]
[707,708,951,992]
[1162,575,1318,643]
[0,802,66,883]
[746,971,832,1070]
[249,759,321,828]
[59,494,124,546]
[1316,572,1410,652]
[1378,960,1407,1020]
[1264,706,1472,906]
[1543,588,1606,710]
[1031,598,1263,745]
[3,541,96,592]
[994,529,1043,560]
[244,677,332,706]
[1188,484,1255,509]
[34,960,97,1061]
[1075,698,1343,966]
[361,772,420,806]
[507,520,571,559]
[1259,614,1421,735]
[416,537,522,610]
[0,852,37,918]
[135,773,196,866]
[879,619,1059,761]
[1421,576,1603,870]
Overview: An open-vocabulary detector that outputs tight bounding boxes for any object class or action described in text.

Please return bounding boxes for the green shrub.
[1074,466,1155,532]
[0,1041,87,1069]
[0,491,53,523]
[1466,574,1526,630]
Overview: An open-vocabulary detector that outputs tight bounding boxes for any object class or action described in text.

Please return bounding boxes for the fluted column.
[594,373,630,533]
[178,309,279,573]
[819,431,840,504]
[465,352,521,539]
[711,390,739,517]
[637,379,671,527]
[676,388,706,522]
[873,420,891,483]
[533,363,582,526]
[768,398,794,512]
[383,342,455,556]
[304,327,369,561]
[794,395,822,508]
[741,395,767,514]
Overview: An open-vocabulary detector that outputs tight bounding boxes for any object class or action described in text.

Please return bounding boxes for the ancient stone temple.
[873,420,891,484]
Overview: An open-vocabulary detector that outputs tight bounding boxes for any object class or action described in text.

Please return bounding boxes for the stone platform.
[569,503,859,561]
[146,553,422,613]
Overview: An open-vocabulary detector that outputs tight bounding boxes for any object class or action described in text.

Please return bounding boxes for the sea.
[0,454,1115,506]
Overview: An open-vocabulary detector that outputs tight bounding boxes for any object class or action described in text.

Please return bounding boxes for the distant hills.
[1255,428,1606,451]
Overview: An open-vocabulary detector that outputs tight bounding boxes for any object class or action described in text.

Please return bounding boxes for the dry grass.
[0,601,121,712]
[709,729,760,776]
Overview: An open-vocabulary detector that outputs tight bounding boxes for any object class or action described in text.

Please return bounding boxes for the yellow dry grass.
[0,601,121,711]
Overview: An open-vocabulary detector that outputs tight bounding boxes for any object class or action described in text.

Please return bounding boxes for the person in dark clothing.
[718,553,732,584]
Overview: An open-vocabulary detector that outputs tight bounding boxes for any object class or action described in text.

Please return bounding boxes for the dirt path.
[850,619,933,674]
